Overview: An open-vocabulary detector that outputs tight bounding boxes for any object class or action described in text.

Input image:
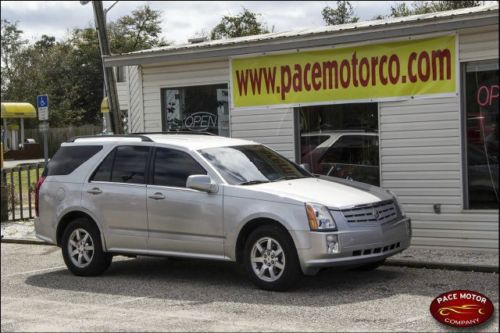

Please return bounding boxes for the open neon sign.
[477,84,499,107]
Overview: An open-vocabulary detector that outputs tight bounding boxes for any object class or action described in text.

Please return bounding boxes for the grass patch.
[5,166,45,206]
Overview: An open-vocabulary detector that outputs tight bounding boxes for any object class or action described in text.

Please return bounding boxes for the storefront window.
[464,61,499,209]
[161,84,229,136]
[298,103,379,185]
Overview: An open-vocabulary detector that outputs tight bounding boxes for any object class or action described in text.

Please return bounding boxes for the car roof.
[66,134,258,150]
[147,134,257,150]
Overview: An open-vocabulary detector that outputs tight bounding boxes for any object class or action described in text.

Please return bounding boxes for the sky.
[1,1,400,45]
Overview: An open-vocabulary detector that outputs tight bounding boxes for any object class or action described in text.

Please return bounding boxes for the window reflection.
[200,145,308,185]
[298,103,379,185]
[153,148,207,188]
[465,61,499,209]
[111,146,149,184]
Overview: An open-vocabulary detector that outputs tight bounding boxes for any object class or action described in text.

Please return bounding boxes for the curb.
[385,259,498,273]
[1,237,51,246]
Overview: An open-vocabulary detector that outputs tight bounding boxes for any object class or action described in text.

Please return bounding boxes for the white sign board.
[38,107,48,121]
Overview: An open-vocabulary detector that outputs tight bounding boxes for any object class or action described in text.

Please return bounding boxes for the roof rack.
[67,134,153,142]
[133,131,216,136]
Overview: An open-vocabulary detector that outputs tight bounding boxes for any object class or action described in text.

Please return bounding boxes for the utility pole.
[89,1,124,134]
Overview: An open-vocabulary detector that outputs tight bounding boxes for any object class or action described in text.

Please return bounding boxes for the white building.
[105,5,499,252]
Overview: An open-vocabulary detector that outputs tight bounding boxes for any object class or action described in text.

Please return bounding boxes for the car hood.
[245,176,393,209]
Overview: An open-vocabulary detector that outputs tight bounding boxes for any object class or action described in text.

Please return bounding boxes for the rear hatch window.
[46,145,103,176]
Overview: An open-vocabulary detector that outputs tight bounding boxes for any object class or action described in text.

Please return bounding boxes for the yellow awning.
[1,102,37,119]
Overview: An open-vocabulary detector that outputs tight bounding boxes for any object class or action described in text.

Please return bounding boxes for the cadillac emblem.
[372,208,380,220]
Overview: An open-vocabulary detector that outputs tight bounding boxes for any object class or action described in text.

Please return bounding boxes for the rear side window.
[111,146,150,184]
[153,148,206,187]
[47,145,102,176]
[91,149,115,182]
[91,146,150,184]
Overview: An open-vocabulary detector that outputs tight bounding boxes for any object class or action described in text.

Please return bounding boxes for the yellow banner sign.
[231,35,456,108]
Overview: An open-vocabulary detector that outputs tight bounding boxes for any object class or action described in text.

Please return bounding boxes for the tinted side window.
[110,146,150,184]
[153,148,206,187]
[47,145,102,176]
[91,149,115,182]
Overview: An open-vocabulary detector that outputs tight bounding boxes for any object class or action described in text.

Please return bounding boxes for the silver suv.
[35,133,411,291]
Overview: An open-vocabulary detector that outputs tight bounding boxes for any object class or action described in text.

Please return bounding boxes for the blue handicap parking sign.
[37,95,49,108]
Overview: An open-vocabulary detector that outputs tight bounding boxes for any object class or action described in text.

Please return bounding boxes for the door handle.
[148,192,165,200]
[87,187,102,195]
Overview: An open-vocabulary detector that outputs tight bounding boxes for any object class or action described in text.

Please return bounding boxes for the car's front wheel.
[61,217,112,276]
[244,225,301,291]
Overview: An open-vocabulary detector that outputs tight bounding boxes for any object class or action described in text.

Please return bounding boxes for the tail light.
[35,176,46,216]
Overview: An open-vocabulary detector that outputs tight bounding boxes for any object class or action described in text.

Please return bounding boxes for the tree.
[372,14,386,20]
[1,4,169,128]
[108,4,168,54]
[390,2,414,17]
[1,19,28,97]
[390,1,483,17]
[322,1,359,26]
[34,34,56,50]
[210,8,269,40]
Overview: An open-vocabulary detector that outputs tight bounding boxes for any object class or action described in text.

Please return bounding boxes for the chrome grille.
[341,200,397,224]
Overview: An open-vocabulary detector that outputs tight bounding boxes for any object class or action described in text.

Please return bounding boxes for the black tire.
[61,217,112,276]
[243,224,301,291]
[352,259,386,271]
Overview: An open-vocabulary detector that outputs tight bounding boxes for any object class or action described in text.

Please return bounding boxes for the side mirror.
[186,175,218,193]
[299,163,311,172]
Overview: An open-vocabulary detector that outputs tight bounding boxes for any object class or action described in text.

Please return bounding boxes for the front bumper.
[295,216,411,274]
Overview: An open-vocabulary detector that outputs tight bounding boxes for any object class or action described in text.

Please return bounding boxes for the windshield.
[199,145,310,185]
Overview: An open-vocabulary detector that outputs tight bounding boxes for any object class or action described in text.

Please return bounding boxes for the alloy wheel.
[67,228,95,268]
[250,237,286,282]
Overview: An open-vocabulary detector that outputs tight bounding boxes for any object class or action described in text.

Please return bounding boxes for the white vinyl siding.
[380,96,498,251]
[141,60,229,132]
[127,66,145,133]
[116,82,129,110]
[230,107,295,160]
[115,67,129,111]
[377,26,499,251]
[459,26,499,62]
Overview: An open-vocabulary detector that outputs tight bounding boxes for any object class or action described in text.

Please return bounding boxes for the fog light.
[326,234,339,254]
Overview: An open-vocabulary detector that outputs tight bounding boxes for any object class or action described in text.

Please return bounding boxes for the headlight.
[305,203,337,231]
[388,190,405,217]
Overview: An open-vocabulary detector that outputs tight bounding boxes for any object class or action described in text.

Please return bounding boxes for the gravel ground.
[390,247,499,267]
[1,221,36,239]
[1,243,498,332]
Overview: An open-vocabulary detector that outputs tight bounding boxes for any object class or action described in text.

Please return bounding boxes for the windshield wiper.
[272,176,304,182]
[239,180,270,185]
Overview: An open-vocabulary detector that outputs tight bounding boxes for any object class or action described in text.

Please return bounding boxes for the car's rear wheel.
[61,217,112,276]
[244,225,301,291]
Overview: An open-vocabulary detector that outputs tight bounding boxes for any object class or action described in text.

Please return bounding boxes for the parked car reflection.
[301,131,379,186]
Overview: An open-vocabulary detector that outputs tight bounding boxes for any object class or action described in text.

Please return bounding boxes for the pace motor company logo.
[430,290,494,328]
